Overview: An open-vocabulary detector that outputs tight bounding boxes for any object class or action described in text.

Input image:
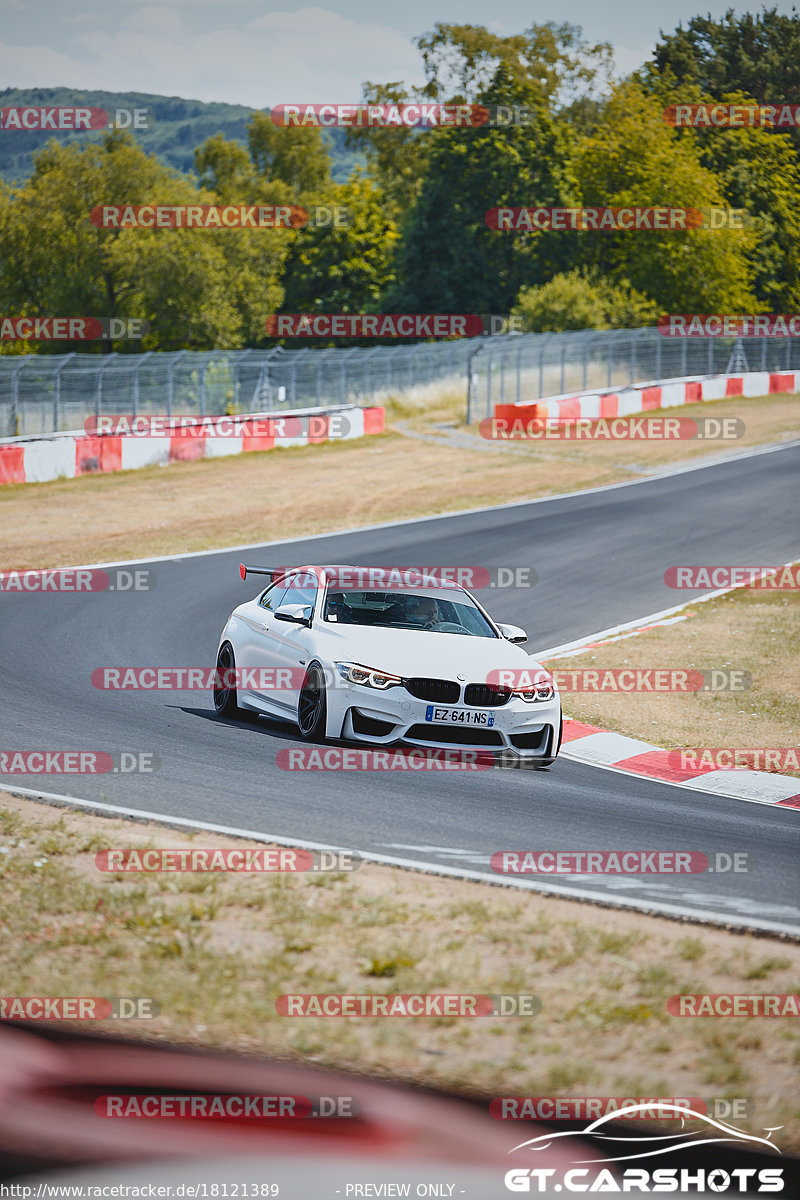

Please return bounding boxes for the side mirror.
[275,603,312,627]
[497,622,527,645]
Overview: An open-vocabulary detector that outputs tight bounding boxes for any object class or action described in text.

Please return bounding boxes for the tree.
[384,59,579,313]
[248,113,331,200]
[649,8,800,110]
[693,104,800,310]
[0,131,290,351]
[277,175,399,342]
[195,134,255,201]
[572,80,758,313]
[514,269,657,331]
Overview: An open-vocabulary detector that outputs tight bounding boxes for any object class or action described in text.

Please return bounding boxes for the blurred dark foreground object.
[0,1020,594,1194]
[1,1022,798,1195]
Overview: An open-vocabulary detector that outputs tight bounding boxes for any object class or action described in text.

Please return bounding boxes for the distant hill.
[0,87,363,184]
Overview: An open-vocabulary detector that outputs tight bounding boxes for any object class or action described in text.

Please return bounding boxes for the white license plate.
[425,705,496,727]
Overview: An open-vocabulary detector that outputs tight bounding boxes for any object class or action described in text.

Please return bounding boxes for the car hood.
[313,623,547,682]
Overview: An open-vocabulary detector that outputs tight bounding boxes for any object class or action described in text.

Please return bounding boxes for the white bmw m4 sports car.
[214,565,562,764]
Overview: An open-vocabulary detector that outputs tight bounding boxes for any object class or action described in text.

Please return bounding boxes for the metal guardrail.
[2,328,798,438]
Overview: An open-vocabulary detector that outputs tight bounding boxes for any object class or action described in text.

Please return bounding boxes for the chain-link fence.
[2,327,798,438]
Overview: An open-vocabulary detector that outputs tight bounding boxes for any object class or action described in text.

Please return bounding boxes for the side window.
[258,583,287,612]
[280,581,317,618]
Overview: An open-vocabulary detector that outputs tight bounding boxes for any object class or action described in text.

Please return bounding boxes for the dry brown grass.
[0,392,796,571]
[2,794,799,1147]
[548,588,800,774]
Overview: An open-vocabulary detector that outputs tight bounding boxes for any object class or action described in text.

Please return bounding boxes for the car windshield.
[322,588,497,637]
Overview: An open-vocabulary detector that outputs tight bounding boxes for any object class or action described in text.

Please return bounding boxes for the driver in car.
[412,596,441,628]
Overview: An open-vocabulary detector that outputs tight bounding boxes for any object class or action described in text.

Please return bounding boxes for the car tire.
[298,662,328,742]
[213,641,257,720]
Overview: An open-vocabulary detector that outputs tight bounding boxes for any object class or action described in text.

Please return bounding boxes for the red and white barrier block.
[561,719,800,810]
[494,371,799,426]
[0,405,385,487]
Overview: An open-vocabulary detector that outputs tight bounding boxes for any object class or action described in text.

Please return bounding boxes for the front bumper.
[335,682,561,758]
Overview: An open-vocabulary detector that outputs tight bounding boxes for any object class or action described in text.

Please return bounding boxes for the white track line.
[537,557,800,659]
[5,784,799,938]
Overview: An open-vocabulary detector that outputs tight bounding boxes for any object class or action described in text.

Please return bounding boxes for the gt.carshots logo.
[90,205,347,229]
[0,568,154,592]
[0,107,148,131]
[504,1103,784,1192]
[664,565,800,590]
[265,314,523,337]
[481,415,745,440]
[486,667,752,692]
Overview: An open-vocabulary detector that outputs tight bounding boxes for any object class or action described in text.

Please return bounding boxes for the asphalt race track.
[3,441,799,932]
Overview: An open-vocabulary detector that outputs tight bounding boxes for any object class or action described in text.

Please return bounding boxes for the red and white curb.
[0,404,385,486]
[537,562,800,811]
[560,719,800,809]
[494,369,799,425]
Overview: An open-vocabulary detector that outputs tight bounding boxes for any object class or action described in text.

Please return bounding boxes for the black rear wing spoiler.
[239,564,319,584]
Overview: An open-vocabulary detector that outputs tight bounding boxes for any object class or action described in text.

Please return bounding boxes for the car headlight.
[512,676,556,703]
[335,662,404,690]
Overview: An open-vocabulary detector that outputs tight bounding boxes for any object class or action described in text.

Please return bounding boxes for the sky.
[1,1,798,108]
